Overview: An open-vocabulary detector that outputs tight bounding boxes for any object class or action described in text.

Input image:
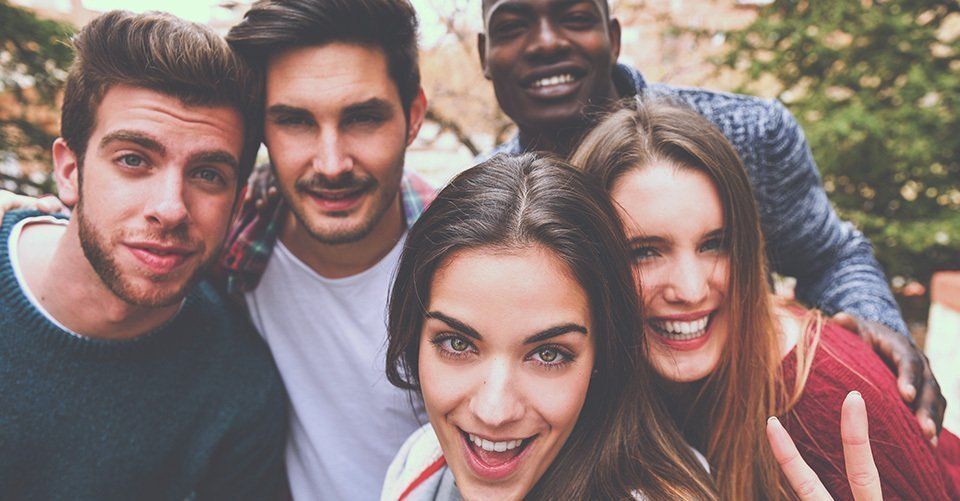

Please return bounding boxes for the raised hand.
[767,391,882,500]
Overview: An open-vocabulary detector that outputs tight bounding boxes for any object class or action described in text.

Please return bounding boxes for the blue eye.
[118,154,145,168]
[632,246,660,261]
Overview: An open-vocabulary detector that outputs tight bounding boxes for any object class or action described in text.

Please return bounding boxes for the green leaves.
[722,0,960,282]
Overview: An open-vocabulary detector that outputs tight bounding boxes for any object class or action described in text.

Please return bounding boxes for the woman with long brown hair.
[571,98,960,499]
[381,153,718,500]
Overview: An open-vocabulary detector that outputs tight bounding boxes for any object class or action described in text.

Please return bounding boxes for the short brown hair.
[226,0,421,113]
[60,10,262,182]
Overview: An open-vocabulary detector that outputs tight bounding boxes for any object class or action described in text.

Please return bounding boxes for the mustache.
[124,226,200,250]
[295,172,377,193]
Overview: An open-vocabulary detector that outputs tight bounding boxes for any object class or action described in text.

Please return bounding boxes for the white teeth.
[532,73,575,88]
[651,316,710,340]
[468,433,524,452]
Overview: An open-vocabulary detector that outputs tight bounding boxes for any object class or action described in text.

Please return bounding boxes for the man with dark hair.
[0,11,286,499]
[223,0,431,498]
[478,0,945,435]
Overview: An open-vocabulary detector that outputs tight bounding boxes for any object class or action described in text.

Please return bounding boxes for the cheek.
[418,343,464,417]
[528,364,594,432]
[710,258,730,297]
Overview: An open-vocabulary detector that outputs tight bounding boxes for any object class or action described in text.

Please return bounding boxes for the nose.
[145,169,189,229]
[663,255,710,305]
[311,128,354,178]
[469,358,525,428]
[525,18,570,60]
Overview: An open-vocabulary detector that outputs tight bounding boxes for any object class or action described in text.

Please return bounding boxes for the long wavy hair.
[571,98,820,500]
[386,153,718,499]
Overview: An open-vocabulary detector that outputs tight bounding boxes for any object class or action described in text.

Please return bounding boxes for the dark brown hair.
[572,98,818,500]
[226,0,421,113]
[386,153,718,500]
[60,10,262,182]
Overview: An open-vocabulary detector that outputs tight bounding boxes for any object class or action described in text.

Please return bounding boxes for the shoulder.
[381,423,448,501]
[786,322,951,498]
[182,280,285,408]
[643,83,804,161]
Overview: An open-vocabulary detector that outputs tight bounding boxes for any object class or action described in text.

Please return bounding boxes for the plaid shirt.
[218,165,436,296]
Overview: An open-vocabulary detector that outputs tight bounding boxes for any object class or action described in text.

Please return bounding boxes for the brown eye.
[538,348,558,362]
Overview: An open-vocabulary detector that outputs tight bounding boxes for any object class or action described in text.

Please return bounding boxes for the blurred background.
[1,0,958,338]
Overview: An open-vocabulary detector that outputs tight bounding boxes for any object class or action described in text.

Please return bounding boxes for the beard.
[282,165,403,246]
[75,198,210,308]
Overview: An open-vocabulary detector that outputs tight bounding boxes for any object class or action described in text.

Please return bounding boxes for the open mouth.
[522,69,585,99]
[459,428,537,480]
[530,73,578,89]
[648,312,715,351]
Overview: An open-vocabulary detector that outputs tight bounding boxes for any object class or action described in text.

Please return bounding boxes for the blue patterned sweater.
[489,63,907,335]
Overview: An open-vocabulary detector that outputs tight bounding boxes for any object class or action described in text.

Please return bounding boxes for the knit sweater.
[0,211,288,500]
[488,63,907,335]
[781,321,960,500]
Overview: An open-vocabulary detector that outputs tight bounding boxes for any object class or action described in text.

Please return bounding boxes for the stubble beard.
[75,199,209,308]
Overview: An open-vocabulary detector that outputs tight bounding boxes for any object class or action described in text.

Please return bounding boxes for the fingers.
[831,312,859,334]
[767,416,833,500]
[840,392,882,500]
[0,191,62,218]
[914,360,946,442]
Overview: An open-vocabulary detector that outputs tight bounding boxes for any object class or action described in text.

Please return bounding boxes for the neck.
[279,194,405,279]
[20,220,181,340]
[517,81,621,157]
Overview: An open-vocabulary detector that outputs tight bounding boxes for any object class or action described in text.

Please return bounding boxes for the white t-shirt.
[245,237,427,501]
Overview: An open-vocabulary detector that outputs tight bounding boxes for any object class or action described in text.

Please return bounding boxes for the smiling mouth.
[530,73,578,89]
[649,314,712,341]
[460,428,537,478]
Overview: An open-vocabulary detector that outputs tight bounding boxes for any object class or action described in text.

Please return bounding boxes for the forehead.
[264,43,401,111]
[91,84,244,155]
[612,163,723,236]
[483,0,607,23]
[428,246,591,341]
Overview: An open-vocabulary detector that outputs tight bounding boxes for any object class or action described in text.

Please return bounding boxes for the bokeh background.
[1,0,958,337]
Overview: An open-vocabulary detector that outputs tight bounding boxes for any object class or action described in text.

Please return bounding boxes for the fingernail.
[931,436,939,447]
[768,416,780,424]
[850,390,862,400]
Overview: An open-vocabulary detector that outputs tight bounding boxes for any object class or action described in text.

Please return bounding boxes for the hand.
[767,391,882,500]
[243,163,279,212]
[0,190,65,219]
[832,312,945,444]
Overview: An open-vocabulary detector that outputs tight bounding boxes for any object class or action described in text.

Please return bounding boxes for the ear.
[477,33,492,80]
[608,18,621,63]
[405,88,428,147]
[52,138,80,208]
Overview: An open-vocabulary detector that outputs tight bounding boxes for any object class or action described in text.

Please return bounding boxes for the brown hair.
[571,98,818,500]
[386,153,718,500]
[60,10,262,182]
[226,0,421,114]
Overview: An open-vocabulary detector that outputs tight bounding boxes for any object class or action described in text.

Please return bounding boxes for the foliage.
[0,0,74,191]
[719,0,960,283]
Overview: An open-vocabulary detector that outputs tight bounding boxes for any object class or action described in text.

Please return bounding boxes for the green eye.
[450,338,469,352]
[538,348,558,363]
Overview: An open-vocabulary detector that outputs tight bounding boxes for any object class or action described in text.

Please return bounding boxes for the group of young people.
[0,0,956,499]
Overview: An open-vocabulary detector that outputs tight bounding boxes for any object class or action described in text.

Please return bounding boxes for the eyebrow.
[266,104,310,117]
[425,311,588,344]
[188,150,239,173]
[629,227,726,246]
[343,98,395,119]
[99,130,165,155]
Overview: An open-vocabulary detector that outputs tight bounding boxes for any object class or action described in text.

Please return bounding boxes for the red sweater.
[781,322,960,500]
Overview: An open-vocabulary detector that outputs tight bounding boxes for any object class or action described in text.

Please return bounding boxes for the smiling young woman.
[570,98,960,500]
[382,154,717,500]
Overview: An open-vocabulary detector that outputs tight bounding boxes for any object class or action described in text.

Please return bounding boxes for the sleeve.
[195,376,289,501]
[757,100,908,335]
[785,330,950,500]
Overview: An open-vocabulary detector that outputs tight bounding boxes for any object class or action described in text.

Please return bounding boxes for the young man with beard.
[477,0,946,438]
[0,11,286,499]
[222,0,432,498]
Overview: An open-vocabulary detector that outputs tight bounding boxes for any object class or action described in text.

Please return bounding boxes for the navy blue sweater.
[0,211,287,500]
[490,64,907,334]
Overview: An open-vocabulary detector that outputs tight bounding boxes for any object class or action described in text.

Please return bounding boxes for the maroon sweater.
[781,322,960,500]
